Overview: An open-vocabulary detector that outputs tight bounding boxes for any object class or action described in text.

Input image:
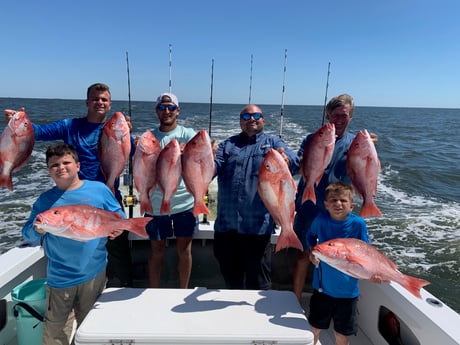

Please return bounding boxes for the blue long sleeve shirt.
[214,131,299,235]
[33,117,133,200]
[22,180,125,288]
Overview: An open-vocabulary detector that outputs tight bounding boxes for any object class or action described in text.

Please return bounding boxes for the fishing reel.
[123,194,138,208]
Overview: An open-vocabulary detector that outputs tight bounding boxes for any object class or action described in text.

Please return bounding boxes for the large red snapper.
[258,149,303,252]
[133,130,161,215]
[181,130,214,217]
[346,129,382,217]
[34,204,150,241]
[0,110,35,191]
[156,139,182,215]
[312,238,430,299]
[300,123,335,205]
[98,112,131,195]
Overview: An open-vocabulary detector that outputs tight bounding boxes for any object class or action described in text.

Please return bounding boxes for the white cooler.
[75,287,314,345]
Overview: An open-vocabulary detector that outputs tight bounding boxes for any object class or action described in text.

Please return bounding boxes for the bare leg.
[310,325,321,345]
[148,240,166,288]
[293,249,309,301]
[335,332,350,345]
[176,237,193,288]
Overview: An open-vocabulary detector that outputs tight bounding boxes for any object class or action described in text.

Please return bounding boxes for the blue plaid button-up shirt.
[214,131,299,235]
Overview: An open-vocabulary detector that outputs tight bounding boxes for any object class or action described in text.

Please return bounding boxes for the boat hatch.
[378,306,420,345]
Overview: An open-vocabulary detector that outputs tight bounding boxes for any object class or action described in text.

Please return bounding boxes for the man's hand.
[108,229,124,240]
[277,147,290,166]
[4,107,24,122]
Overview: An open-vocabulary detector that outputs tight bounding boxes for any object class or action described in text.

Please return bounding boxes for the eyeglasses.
[157,104,178,112]
[240,112,263,121]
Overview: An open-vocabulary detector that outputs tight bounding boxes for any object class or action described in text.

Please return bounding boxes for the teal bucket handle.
[13,302,44,323]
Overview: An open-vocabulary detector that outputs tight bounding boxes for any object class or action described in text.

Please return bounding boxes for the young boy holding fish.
[306,181,381,345]
[22,143,126,345]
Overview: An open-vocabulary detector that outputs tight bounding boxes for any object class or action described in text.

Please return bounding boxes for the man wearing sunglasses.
[145,93,199,289]
[213,104,300,290]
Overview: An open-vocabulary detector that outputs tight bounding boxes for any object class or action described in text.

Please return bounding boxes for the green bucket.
[11,278,47,345]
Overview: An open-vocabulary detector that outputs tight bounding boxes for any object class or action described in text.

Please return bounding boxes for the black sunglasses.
[240,112,263,121]
[157,104,178,112]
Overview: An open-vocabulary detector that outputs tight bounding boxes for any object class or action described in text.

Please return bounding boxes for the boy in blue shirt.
[22,143,125,345]
[307,181,380,345]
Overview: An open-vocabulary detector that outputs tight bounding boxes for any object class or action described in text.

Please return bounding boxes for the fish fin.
[400,275,430,299]
[123,218,151,238]
[359,201,382,218]
[159,200,171,216]
[275,232,303,252]
[0,175,13,191]
[301,186,316,205]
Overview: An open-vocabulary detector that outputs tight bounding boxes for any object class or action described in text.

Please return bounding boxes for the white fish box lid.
[75,287,314,345]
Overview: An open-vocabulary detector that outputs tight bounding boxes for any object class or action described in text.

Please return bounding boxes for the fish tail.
[193,200,210,217]
[301,186,316,205]
[139,200,153,217]
[122,218,151,238]
[401,275,430,299]
[0,175,13,191]
[275,231,303,253]
[359,201,382,218]
[159,199,171,216]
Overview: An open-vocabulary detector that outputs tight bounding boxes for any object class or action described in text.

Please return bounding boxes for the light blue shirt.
[22,180,125,288]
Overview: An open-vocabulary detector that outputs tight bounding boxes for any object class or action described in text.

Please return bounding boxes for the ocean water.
[1,98,459,313]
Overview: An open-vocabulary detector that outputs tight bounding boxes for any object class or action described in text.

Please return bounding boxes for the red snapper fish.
[312,238,430,299]
[133,130,161,215]
[181,130,214,217]
[0,109,35,191]
[300,123,335,205]
[258,149,303,252]
[346,129,382,217]
[34,204,150,241]
[98,112,131,195]
[156,139,182,215]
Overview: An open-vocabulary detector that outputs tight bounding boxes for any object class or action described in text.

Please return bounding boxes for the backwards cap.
[156,93,179,107]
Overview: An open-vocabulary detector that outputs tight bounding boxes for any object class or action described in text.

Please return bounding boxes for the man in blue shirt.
[213,104,299,290]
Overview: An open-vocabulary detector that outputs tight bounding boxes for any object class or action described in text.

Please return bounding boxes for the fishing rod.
[248,54,253,104]
[124,51,136,218]
[279,49,287,138]
[202,58,214,225]
[321,62,331,125]
[169,44,173,93]
[208,58,214,137]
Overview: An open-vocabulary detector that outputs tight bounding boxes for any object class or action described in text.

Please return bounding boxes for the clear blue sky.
[1,0,459,108]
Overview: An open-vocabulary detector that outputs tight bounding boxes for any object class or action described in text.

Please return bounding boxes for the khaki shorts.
[42,270,106,345]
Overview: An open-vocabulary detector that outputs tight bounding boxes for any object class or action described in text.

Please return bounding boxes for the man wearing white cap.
[145,93,199,288]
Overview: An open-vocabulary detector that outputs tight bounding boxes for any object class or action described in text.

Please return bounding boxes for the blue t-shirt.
[214,131,300,235]
[307,211,370,298]
[150,125,196,215]
[22,180,125,288]
[295,131,356,212]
